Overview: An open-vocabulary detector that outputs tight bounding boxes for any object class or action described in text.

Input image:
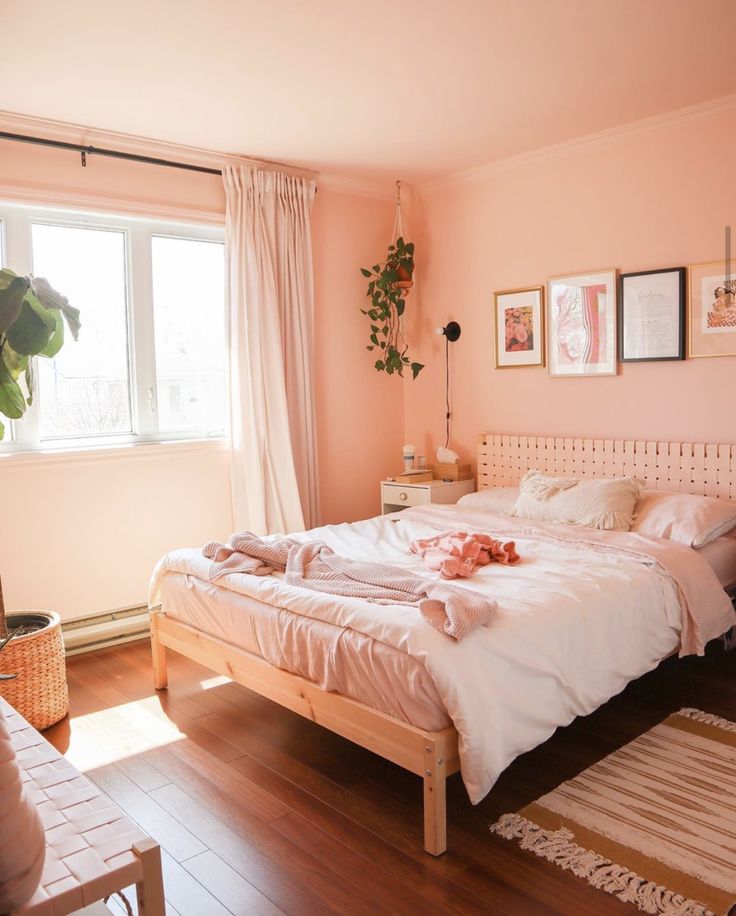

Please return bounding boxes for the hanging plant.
[360,236,424,379]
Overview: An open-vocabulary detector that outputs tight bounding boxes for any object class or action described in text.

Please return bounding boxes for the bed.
[149,434,736,855]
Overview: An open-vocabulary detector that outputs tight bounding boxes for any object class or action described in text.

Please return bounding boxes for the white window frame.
[0,201,227,454]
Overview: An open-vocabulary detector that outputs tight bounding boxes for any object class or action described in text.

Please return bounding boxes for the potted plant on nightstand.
[0,269,81,729]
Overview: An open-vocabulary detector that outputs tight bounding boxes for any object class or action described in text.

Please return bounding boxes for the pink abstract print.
[555,283,606,366]
[504,305,534,352]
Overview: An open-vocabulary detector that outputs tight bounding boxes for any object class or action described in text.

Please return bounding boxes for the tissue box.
[431,463,472,481]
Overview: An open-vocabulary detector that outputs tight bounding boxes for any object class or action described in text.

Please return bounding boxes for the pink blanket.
[410,530,520,579]
[203,533,495,641]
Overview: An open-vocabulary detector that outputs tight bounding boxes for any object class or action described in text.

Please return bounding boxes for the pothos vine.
[360,237,423,379]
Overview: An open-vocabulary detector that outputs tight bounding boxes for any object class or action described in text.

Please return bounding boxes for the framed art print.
[547,269,617,376]
[619,267,685,361]
[688,260,736,358]
[493,286,545,368]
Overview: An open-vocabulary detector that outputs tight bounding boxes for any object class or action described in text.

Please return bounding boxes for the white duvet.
[151,504,735,804]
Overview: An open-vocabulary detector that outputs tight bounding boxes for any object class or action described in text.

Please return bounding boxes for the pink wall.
[405,106,736,466]
[0,134,397,617]
[312,189,404,523]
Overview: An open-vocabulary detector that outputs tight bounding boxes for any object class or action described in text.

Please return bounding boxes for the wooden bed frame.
[150,433,734,856]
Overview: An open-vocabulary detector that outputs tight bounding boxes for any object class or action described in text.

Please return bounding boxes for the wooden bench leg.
[133,839,165,916]
[423,740,447,856]
[150,615,168,690]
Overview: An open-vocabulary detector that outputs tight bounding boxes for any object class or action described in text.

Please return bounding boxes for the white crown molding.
[419,92,736,195]
[0,109,393,201]
[317,173,394,200]
[0,109,319,181]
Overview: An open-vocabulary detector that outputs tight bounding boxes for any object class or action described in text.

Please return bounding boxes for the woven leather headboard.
[477,434,736,500]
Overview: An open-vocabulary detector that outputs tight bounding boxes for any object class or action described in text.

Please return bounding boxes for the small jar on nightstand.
[380,478,475,514]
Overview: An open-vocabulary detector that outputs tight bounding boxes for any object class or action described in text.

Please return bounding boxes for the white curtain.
[223,164,319,534]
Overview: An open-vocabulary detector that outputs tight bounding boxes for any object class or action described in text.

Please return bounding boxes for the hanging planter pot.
[360,236,422,378]
[386,260,414,292]
[359,182,423,379]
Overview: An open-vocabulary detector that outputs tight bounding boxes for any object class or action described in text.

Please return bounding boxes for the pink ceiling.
[2,0,735,183]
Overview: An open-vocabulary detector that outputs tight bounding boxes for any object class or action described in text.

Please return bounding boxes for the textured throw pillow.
[457,487,520,513]
[508,471,642,530]
[632,490,736,548]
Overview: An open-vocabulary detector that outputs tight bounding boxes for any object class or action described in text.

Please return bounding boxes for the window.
[151,236,226,434]
[0,202,227,451]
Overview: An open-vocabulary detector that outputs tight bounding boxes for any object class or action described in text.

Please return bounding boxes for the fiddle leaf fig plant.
[0,269,80,440]
[360,237,423,379]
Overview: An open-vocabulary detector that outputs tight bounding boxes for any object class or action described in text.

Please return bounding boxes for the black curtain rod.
[0,130,222,176]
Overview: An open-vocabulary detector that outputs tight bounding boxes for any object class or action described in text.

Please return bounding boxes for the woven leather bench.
[2,698,165,916]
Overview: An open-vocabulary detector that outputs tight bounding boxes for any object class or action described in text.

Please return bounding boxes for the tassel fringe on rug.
[491,708,736,916]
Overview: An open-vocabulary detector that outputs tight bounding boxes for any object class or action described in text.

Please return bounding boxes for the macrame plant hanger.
[391,179,405,245]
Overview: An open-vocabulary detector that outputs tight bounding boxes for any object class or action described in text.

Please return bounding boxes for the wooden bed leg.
[150,614,168,690]
[133,839,165,916]
[423,740,447,856]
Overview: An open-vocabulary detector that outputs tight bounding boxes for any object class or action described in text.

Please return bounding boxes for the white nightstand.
[380,478,475,514]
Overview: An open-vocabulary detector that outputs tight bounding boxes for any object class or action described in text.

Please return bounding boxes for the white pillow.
[457,487,519,513]
[509,471,642,531]
[632,490,736,548]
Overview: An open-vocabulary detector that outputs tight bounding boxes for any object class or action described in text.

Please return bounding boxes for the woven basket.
[0,611,69,730]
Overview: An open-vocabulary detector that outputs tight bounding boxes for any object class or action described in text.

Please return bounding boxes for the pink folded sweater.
[0,705,45,913]
[410,531,520,579]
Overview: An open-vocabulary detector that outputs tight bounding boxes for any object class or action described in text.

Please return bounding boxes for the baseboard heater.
[62,606,151,656]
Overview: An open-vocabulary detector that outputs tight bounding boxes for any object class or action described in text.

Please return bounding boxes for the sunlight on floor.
[199,674,231,690]
[64,695,185,772]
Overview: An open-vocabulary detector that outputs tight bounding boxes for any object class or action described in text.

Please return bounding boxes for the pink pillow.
[632,490,736,548]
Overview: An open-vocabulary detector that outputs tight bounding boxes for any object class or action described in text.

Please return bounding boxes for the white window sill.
[0,436,229,469]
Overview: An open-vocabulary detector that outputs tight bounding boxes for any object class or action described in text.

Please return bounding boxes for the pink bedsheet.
[160,572,451,731]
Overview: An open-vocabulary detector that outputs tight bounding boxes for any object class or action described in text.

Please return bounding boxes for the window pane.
[152,236,226,433]
[32,223,132,439]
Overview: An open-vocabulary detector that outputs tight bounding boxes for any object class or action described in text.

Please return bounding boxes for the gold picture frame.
[493,286,545,368]
[688,260,736,358]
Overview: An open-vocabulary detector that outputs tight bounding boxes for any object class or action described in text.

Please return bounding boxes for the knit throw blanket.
[202,533,495,641]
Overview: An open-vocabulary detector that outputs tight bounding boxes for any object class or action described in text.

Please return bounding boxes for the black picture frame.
[618,267,686,362]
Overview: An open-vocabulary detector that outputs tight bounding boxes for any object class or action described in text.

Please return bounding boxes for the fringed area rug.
[491,709,736,916]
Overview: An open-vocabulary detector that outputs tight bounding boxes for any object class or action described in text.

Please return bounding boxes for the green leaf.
[360,268,372,278]
[374,359,384,371]
[370,333,378,345]
[2,344,28,380]
[366,345,374,351]
[25,291,58,331]
[0,417,4,440]
[411,362,424,379]
[24,359,34,406]
[0,275,28,335]
[5,300,53,355]
[30,277,81,341]
[396,299,405,317]
[0,268,19,290]
[39,310,65,358]
[0,359,26,420]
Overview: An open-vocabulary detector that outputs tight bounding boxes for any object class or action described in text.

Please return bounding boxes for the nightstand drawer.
[381,483,430,508]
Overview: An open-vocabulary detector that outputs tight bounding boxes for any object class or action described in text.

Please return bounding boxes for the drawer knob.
[399,492,408,501]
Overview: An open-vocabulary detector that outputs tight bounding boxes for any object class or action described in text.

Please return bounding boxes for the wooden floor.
[45,639,735,916]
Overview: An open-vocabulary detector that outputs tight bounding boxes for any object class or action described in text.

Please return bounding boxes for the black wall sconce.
[435,322,462,447]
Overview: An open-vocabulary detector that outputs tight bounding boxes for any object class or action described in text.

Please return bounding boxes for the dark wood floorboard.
[44,638,735,916]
